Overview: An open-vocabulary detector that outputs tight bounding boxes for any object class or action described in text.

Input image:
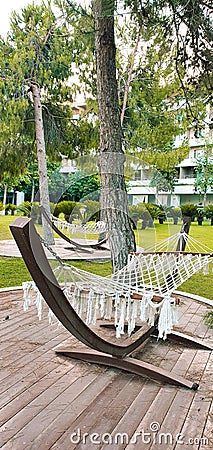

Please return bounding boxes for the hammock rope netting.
[23,231,212,340]
[51,214,107,236]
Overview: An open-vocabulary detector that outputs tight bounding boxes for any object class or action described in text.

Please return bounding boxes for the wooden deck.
[0,289,212,449]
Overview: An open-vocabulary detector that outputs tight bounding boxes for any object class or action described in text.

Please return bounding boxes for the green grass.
[136,219,213,250]
[0,215,16,240]
[0,256,33,288]
[0,215,212,299]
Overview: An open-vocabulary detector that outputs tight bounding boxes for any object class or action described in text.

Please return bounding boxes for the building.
[128,106,213,207]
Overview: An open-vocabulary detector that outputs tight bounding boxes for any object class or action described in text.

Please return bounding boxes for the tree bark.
[93,0,136,271]
[31,82,54,245]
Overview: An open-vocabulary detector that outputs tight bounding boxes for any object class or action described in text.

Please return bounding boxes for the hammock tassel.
[72,286,80,311]
[140,292,154,323]
[104,296,113,320]
[86,288,94,325]
[128,299,138,336]
[100,293,106,317]
[203,256,209,275]
[48,308,55,325]
[158,295,176,340]
[36,291,43,321]
[114,293,120,337]
[116,298,126,338]
[92,294,100,325]
[22,281,37,311]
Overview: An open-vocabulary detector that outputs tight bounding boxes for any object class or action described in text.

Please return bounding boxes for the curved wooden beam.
[10,217,153,358]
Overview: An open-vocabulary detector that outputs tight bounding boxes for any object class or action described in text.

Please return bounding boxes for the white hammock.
[22,231,212,340]
[52,215,107,236]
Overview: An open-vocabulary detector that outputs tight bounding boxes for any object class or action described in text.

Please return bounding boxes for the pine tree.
[93,0,136,271]
[0,2,76,243]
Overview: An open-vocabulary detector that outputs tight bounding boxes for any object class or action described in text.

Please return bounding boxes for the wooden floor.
[0,289,213,450]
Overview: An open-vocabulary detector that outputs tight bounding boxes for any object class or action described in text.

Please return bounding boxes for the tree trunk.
[31,178,35,203]
[2,183,7,215]
[93,0,136,272]
[203,191,207,207]
[31,82,54,245]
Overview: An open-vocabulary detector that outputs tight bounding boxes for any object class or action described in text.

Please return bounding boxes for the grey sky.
[0,1,89,36]
[0,0,40,36]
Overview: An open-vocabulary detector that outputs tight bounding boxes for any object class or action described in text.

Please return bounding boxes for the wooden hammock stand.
[40,206,108,253]
[10,217,212,390]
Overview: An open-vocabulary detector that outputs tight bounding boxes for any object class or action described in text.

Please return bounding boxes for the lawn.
[0,215,16,240]
[0,215,212,300]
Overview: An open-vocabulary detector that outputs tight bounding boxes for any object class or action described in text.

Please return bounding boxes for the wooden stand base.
[55,347,199,390]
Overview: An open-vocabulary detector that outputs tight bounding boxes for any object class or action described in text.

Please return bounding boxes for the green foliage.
[126,0,212,95]
[204,204,213,219]
[53,201,77,220]
[196,206,205,219]
[128,204,149,225]
[204,311,213,328]
[144,203,160,219]
[17,201,54,222]
[128,202,160,227]
[80,200,101,222]
[0,201,4,211]
[169,207,182,219]
[180,203,197,218]
[17,201,32,217]
[157,208,167,220]
[0,2,98,185]
[116,24,191,172]
[53,199,101,223]
[150,168,178,193]
[65,171,101,202]
[194,152,213,204]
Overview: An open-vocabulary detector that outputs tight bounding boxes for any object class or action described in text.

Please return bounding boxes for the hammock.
[52,215,107,235]
[22,228,212,340]
[10,217,212,389]
[40,206,108,251]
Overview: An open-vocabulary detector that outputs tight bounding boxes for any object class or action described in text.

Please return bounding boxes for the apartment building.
[128,106,213,207]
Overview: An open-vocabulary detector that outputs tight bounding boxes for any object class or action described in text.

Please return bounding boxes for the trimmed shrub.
[4,203,17,215]
[53,201,77,221]
[17,201,32,217]
[204,205,213,225]
[180,203,197,220]
[128,203,160,229]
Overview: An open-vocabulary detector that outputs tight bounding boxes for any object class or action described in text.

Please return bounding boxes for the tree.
[194,150,213,206]
[127,1,213,97]
[93,0,136,271]
[61,0,212,270]
[0,2,94,243]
